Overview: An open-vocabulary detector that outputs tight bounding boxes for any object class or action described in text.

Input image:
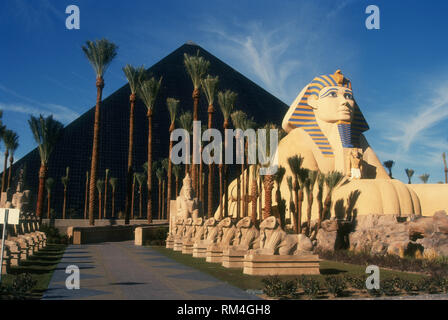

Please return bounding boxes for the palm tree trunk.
[236,175,241,219]
[207,104,214,218]
[192,88,199,196]
[84,172,89,219]
[7,155,13,192]
[218,164,223,219]
[1,150,9,192]
[112,190,115,219]
[104,172,108,219]
[139,185,143,219]
[132,179,136,219]
[125,94,136,225]
[158,181,161,221]
[275,187,283,229]
[298,189,304,234]
[98,192,102,220]
[62,187,67,219]
[167,129,174,223]
[47,192,51,219]
[147,111,153,224]
[36,163,47,219]
[293,182,299,234]
[258,174,262,221]
[322,193,332,221]
[263,175,273,220]
[199,146,204,216]
[162,180,166,220]
[307,194,313,237]
[223,121,229,217]
[241,162,245,217]
[251,175,258,224]
[89,77,104,226]
[175,176,179,198]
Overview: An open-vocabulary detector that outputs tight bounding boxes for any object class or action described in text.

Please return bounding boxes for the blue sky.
[1,0,447,183]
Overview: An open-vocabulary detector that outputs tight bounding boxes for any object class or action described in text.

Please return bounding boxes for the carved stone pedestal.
[243,254,321,276]
[182,241,194,254]
[165,238,174,249]
[173,239,183,251]
[222,248,246,268]
[205,245,223,263]
[192,244,207,258]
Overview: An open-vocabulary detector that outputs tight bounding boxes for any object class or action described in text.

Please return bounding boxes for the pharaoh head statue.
[181,174,194,200]
[282,70,369,157]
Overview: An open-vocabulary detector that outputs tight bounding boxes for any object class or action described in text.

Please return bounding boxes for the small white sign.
[0,208,20,225]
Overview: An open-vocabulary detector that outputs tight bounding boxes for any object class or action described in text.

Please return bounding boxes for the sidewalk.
[42,241,260,300]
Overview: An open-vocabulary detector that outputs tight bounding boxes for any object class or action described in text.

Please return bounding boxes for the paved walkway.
[42,241,260,300]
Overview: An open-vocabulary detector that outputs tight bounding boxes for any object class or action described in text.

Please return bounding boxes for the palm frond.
[274,166,286,185]
[231,110,247,130]
[217,90,237,121]
[405,168,414,178]
[135,172,146,186]
[325,171,344,191]
[161,158,169,172]
[96,179,105,193]
[287,155,304,176]
[45,177,54,193]
[123,64,146,94]
[109,177,118,191]
[177,111,193,133]
[82,39,118,77]
[156,167,164,182]
[3,130,19,152]
[61,167,70,187]
[297,168,309,188]
[166,98,180,126]
[286,176,293,192]
[201,75,219,105]
[419,173,430,184]
[28,115,64,164]
[184,51,210,89]
[137,77,162,112]
[172,164,182,179]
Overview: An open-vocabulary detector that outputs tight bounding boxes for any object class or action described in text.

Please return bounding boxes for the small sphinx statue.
[193,217,219,258]
[232,216,260,251]
[182,217,204,254]
[250,216,297,255]
[206,217,237,263]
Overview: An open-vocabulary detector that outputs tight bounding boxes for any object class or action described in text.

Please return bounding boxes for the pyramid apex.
[185,40,199,46]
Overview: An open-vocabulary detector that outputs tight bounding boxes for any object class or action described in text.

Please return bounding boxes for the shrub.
[40,224,69,244]
[345,275,366,291]
[262,276,298,298]
[367,288,382,297]
[418,275,446,294]
[325,276,348,297]
[0,273,37,300]
[298,277,321,299]
[381,278,400,296]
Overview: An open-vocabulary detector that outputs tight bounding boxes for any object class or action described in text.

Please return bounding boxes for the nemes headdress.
[287,70,369,157]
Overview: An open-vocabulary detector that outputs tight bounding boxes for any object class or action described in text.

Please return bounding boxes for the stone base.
[192,246,207,258]
[182,241,194,254]
[222,249,245,268]
[173,240,183,251]
[205,247,223,263]
[243,254,320,276]
[166,239,174,249]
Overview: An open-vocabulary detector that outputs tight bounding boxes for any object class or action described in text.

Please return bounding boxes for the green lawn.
[0,244,66,300]
[150,246,424,292]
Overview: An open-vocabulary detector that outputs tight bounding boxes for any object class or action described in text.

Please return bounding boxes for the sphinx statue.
[192,217,219,258]
[182,217,204,254]
[222,217,260,268]
[206,217,237,263]
[216,70,422,222]
[174,217,192,251]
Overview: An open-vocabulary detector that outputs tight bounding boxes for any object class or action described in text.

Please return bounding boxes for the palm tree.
[177,111,193,175]
[84,171,89,219]
[287,155,304,233]
[28,115,64,219]
[1,130,18,192]
[231,110,248,219]
[103,169,109,219]
[3,130,19,192]
[217,90,237,218]
[166,97,179,222]
[161,158,169,220]
[322,171,345,221]
[45,177,54,219]
[137,76,162,224]
[383,160,395,179]
[419,173,430,184]
[202,75,219,217]
[82,38,118,226]
[405,168,414,184]
[135,172,146,220]
[304,170,318,237]
[172,164,182,198]
[132,173,136,218]
[156,166,164,220]
[260,123,278,221]
[443,152,447,184]
[61,167,70,219]
[184,51,210,196]
[123,65,146,224]
[96,179,105,219]
[250,164,259,224]
[109,177,118,219]
[274,166,286,228]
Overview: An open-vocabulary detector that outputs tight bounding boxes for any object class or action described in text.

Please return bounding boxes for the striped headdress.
[288,70,369,157]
